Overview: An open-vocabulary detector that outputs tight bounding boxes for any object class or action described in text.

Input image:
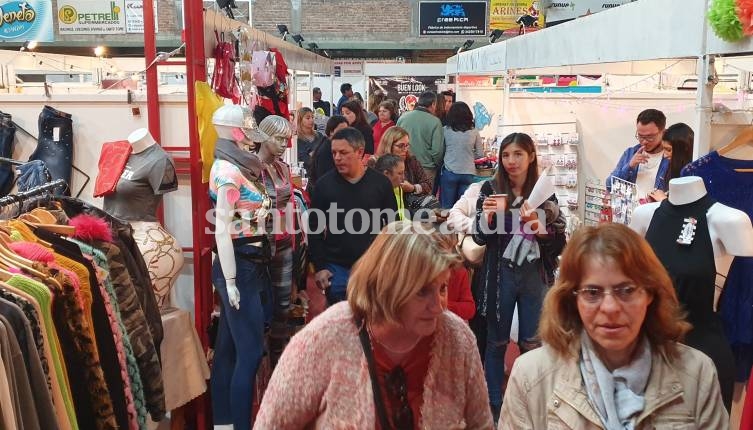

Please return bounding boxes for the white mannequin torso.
[128,128,157,154]
[630,176,753,257]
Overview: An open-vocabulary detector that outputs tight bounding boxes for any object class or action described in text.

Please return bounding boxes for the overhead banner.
[124,0,157,33]
[0,0,54,42]
[418,1,487,37]
[369,76,446,115]
[57,0,126,34]
[489,0,543,33]
[545,0,635,24]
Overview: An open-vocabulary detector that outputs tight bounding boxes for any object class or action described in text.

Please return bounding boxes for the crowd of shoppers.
[275,88,722,430]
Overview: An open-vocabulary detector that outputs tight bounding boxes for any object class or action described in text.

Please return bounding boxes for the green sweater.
[396,108,445,170]
[8,275,79,430]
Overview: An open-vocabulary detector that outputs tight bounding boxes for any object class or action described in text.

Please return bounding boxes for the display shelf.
[584,179,609,226]
[609,176,639,225]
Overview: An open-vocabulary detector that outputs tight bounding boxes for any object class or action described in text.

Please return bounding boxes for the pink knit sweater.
[254,302,493,429]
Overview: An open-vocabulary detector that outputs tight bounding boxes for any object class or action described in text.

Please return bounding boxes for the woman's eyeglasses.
[574,285,644,305]
[385,366,414,429]
[393,143,409,149]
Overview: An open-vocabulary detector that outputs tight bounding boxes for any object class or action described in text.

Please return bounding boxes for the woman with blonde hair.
[499,223,727,429]
[256,221,493,429]
[377,126,432,198]
[295,106,325,169]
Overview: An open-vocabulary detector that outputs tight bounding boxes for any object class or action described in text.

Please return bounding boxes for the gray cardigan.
[442,127,483,175]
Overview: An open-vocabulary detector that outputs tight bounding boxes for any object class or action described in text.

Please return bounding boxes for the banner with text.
[124,0,157,33]
[545,0,635,24]
[58,0,126,34]
[418,1,487,37]
[0,0,54,42]
[333,60,364,77]
[489,0,543,33]
[369,76,446,115]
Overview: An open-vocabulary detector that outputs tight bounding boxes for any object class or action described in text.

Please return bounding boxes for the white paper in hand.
[528,167,556,209]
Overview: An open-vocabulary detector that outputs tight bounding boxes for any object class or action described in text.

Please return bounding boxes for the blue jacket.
[335,95,349,115]
[606,144,669,191]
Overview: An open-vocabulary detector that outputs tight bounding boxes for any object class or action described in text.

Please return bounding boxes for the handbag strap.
[355,317,392,430]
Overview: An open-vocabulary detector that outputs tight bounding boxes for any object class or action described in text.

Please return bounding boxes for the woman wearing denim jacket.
[472,132,566,421]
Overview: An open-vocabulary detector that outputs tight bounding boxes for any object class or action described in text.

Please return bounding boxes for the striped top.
[209,159,271,239]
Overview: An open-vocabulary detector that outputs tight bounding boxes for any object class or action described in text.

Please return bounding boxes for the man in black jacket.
[308,127,398,305]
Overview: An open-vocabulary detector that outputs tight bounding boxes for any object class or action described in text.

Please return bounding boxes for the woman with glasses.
[474,132,567,421]
[499,223,728,429]
[377,126,433,198]
[255,221,494,429]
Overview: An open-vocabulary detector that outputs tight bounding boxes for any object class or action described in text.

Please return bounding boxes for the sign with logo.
[124,0,156,33]
[332,60,363,77]
[0,0,53,41]
[545,0,635,24]
[369,76,446,115]
[489,0,544,32]
[58,0,126,34]
[419,1,487,37]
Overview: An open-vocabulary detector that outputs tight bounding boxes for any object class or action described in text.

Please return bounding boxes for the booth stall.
[447,0,753,426]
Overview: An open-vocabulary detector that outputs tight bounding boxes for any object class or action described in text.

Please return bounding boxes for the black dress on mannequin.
[645,194,734,411]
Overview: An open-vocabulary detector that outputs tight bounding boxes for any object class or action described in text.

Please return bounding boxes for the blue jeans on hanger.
[0,113,15,196]
[29,105,72,195]
[439,166,475,208]
[211,244,270,430]
[485,260,546,411]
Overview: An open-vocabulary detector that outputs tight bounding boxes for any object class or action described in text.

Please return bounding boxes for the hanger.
[18,212,42,224]
[29,208,58,224]
[718,125,753,172]
[0,268,13,283]
[25,221,75,237]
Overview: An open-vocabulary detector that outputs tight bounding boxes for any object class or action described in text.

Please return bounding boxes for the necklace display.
[367,323,423,354]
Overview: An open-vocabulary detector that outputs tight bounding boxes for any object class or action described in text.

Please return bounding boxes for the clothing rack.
[0,156,27,166]
[0,179,67,208]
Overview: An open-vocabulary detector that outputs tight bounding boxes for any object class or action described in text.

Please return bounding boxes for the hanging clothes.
[681,151,753,381]
[644,194,735,411]
[0,189,166,430]
[195,82,224,183]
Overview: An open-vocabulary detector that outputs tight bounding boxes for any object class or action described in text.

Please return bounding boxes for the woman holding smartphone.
[472,132,567,421]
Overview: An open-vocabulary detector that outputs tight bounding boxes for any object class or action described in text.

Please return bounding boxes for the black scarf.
[214,138,262,182]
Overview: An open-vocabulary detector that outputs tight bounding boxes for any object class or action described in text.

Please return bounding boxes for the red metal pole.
[184,0,212,428]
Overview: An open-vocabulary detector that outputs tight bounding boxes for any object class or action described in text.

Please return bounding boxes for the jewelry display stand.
[608,176,639,225]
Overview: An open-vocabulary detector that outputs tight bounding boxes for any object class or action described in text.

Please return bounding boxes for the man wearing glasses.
[606,109,669,196]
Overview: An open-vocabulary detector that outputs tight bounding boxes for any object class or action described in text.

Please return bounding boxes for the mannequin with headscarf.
[102,127,182,308]
[210,106,293,430]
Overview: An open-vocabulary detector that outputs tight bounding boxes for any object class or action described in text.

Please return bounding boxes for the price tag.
[53,127,60,142]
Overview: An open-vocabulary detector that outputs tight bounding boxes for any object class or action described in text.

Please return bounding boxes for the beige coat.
[254,302,493,429]
[499,343,729,429]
